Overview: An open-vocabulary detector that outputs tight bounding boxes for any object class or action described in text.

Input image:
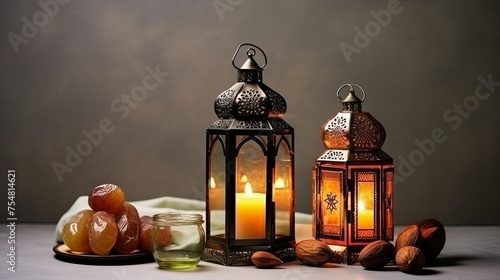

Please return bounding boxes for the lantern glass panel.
[384,169,394,239]
[356,182,374,229]
[320,169,344,238]
[209,135,226,237]
[353,170,378,240]
[312,169,316,235]
[235,136,266,239]
[274,136,292,237]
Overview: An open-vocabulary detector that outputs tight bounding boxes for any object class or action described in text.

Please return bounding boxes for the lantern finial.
[239,48,261,70]
[337,84,366,113]
[232,43,267,70]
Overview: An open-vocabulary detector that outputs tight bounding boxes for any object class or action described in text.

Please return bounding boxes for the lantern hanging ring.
[336,83,366,102]
[232,43,268,70]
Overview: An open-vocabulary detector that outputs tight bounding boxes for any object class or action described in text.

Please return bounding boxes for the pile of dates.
[61,183,171,255]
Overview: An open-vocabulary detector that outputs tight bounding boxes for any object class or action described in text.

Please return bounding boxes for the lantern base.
[330,246,396,266]
[328,246,363,265]
[202,241,296,266]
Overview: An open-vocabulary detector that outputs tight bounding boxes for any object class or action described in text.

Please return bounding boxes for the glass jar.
[152,213,205,270]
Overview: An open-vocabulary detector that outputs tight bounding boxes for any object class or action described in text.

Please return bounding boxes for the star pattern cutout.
[324,192,339,213]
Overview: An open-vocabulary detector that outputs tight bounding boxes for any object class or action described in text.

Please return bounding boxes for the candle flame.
[358,200,366,211]
[240,175,248,183]
[210,177,216,189]
[275,178,285,189]
[244,182,253,196]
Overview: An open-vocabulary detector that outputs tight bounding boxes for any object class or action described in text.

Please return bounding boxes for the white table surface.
[1,224,499,280]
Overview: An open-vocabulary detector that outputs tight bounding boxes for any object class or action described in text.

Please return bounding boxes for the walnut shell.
[357,240,395,270]
[395,246,426,273]
[251,251,283,268]
[415,218,446,263]
[395,225,422,252]
[294,239,334,266]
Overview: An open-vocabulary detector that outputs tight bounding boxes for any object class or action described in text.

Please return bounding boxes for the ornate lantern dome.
[214,44,287,120]
[320,84,387,158]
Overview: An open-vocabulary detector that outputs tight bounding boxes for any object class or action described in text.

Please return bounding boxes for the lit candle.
[235,182,266,239]
[357,200,374,229]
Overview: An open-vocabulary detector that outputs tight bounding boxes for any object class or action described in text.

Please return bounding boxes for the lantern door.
[206,133,227,243]
[234,135,268,241]
[349,168,380,245]
[313,164,347,246]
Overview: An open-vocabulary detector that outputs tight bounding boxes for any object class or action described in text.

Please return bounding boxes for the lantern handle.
[336,84,366,102]
[232,43,268,70]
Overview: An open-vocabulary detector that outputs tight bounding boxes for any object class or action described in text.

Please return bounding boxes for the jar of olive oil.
[152,213,205,270]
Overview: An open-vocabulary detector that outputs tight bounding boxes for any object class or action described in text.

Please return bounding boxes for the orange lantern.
[312,84,394,264]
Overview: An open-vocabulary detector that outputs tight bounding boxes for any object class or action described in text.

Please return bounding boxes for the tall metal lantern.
[312,84,394,264]
[203,43,295,266]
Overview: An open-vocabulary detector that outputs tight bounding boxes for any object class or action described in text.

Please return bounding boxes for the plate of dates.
[54,184,155,265]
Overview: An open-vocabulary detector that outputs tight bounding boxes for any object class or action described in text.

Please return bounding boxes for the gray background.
[1,0,499,225]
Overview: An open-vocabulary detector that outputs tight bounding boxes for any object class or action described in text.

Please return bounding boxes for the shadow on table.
[428,255,480,267]
[369,266,441,275]
[352,255,484,275]
[411,268,441,275]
